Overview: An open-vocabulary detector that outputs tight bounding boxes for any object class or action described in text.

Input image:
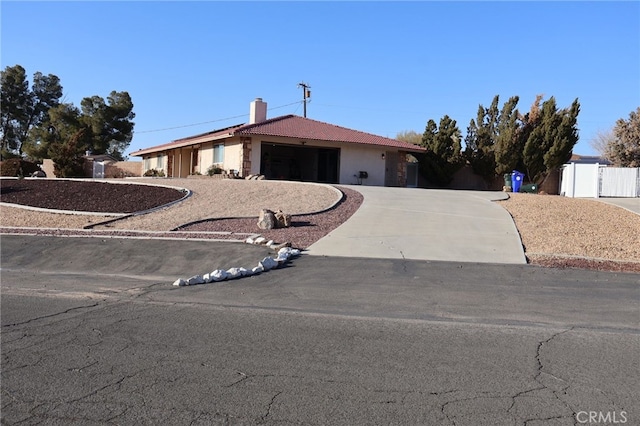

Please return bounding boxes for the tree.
[0,65,62,158]
[2,64,135,161]
[464,96,500,182]
[418,115,463,186]
[49,127,92,177]
[24,91,135,161]
[493,96,523,175]
[523,97,580,185]
[603,108,640,167]
[26,103,84,160]
[589,129,616,158]
[80,91,135,160]
[396,130,422,146]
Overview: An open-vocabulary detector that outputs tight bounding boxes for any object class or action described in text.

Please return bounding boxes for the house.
[130,98,426,187]
[41,153,141,178]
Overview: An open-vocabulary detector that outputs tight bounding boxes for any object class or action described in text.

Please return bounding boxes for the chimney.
[249,98,267,124]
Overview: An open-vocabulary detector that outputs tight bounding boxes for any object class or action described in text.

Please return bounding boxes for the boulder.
[275,210,292,228]
[257,209,277,230]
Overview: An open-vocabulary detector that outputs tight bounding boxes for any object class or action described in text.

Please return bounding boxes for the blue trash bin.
[511,171,525,193]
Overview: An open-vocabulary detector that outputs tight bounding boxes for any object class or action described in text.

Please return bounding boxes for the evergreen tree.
[418,115,463,186]
[523,97,580,184]
[0,65,62,158]
[50,127,92,178]
[2,64,135,161]
[464,98,499,182]
[493,96,522,175]
[80,91,135,160]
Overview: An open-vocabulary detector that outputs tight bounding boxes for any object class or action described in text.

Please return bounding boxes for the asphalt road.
[2,235,639,425]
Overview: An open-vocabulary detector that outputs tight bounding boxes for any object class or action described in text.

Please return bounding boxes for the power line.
[136,100,303,134]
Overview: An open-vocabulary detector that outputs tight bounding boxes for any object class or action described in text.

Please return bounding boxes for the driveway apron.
[307,186,526,264]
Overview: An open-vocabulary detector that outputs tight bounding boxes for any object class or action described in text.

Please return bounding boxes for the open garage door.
[261,143,340,183]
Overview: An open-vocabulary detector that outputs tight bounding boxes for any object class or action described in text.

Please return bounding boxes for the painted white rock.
[187,275,205,286]
[260,256,279,271]
[226,267,243,279]
[173,278,187,287]
[211,269,228,282]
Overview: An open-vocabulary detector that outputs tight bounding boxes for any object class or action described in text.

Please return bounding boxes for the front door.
[385,151,398,186]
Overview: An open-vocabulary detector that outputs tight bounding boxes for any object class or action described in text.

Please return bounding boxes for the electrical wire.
[135,100,303,134]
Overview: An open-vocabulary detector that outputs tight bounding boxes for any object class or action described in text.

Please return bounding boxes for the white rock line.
[172,247,301,287]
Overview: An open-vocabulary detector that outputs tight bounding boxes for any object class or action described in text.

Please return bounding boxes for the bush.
[0,159,43,177]
[207,165,223,176]
[143,168,165,177]
[105,166,137,178]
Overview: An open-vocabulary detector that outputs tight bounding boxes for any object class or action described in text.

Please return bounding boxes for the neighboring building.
[41,154,142,178]
[130,98,426,187]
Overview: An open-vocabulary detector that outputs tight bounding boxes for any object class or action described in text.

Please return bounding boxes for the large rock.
[257,209,277,230]
[275,210,292,228]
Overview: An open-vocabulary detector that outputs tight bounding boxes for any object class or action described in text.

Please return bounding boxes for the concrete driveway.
[307,186,526,264]
[595,197,640,215]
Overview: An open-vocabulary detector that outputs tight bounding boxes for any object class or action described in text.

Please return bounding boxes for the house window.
[157,154,164,169]
[213,144,224,163]
[144,157,151,170]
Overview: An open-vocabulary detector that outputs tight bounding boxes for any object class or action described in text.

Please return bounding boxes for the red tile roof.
[236,115,425,152]
[131,114,425,156]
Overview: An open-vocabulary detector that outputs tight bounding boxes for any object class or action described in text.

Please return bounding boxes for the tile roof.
[235,115,425,152]
[131,114,425,156]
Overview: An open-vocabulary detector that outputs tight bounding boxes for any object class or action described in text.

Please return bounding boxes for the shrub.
[105,166,137,178]
[0,159,43,177]
[207,165,223,176]
[143,168,165,177]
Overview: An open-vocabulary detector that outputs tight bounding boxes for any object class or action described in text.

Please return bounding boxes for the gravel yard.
[497,193,640,272]
[1,177,639,272]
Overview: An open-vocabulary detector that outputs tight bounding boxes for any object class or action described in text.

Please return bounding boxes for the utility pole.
[298,82,311,117]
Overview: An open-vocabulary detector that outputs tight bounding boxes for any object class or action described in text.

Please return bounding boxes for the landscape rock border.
[172,246,301,286]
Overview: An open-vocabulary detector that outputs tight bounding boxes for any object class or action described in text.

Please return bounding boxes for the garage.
[260,142,340,184]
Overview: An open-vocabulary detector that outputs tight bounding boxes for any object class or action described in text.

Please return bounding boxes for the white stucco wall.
[142,154,166,174]
[223,142,242,174]
[339,145,387,186]
[199,143,215,173]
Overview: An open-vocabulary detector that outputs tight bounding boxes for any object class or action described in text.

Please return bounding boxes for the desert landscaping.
[1,177,639,273]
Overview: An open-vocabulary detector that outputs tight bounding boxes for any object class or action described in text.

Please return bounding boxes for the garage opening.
[260,142,340,183]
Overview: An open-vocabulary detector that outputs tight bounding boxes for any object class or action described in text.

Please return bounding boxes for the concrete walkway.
[307,186,527,264]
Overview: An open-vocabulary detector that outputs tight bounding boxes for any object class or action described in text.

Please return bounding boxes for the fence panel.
[600,167,639,197]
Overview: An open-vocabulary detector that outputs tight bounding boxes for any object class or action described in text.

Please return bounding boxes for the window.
[157,154,164,169]
[144,157,151,170]
[213,144,224,164]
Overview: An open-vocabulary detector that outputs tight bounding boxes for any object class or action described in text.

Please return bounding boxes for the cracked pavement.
[2,235,639,425]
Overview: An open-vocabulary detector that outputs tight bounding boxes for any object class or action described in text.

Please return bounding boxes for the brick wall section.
[396,151,407,187]
[241,137,252,177]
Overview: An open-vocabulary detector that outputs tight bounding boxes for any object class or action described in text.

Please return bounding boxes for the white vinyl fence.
[93,161,105,178]
[560,163,640,198]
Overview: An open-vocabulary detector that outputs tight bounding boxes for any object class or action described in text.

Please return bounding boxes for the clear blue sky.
[2,1,639,159]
